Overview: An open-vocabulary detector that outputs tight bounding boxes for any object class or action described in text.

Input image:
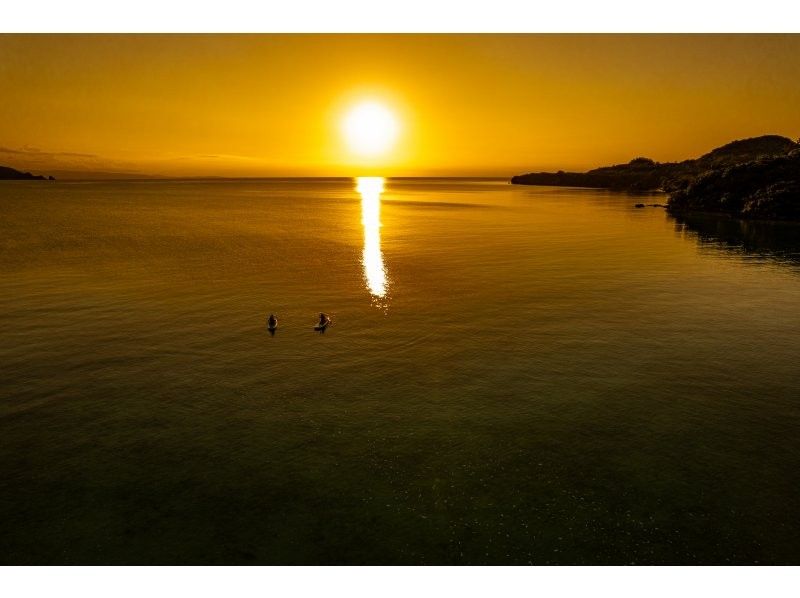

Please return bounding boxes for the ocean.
[1,177,799,564]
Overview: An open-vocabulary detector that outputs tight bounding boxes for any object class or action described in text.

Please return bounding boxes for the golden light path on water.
[357,177,388,305]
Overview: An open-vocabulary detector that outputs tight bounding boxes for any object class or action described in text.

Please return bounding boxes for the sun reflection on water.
[357,177,389,306]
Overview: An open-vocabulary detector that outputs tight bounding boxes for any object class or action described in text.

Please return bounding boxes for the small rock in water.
[634,203,646,208]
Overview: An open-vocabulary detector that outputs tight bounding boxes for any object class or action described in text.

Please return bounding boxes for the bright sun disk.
[342,101,399,157]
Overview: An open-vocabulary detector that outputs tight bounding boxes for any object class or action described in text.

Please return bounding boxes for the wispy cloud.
[0,146,272,177]
[0,146,99,159]
[0,145,147,176]
[168,153,262,162]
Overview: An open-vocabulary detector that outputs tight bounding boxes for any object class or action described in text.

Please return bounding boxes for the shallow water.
[1,178,799,564]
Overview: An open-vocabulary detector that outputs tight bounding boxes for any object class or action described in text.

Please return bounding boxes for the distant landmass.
[512,135,800,220]
[0,165,54,180]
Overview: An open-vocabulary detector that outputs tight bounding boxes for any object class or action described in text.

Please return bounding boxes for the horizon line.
[9,174,514,182]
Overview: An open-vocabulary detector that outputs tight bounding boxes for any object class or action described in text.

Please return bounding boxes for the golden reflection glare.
[357,177,388,303]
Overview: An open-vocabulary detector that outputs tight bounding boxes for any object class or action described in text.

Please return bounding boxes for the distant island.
[512,135,800,221]
[0,165,55,180]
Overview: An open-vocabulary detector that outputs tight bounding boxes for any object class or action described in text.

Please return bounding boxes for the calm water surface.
[1,178,799,564]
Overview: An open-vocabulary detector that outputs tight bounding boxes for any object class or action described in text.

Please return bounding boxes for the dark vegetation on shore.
[668,149,800,221]
[0,165,55,180]
[512,135,800,221]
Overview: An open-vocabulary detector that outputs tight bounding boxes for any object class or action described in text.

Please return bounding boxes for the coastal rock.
[511,135,799,194]
[667,152,800,221]
[0,165,50,180]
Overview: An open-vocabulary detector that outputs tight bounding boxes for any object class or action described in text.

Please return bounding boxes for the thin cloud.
[0,146,98,159]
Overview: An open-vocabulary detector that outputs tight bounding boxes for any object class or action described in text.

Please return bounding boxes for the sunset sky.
[1,34,799,177]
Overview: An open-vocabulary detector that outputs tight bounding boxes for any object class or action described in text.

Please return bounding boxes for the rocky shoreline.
[512,135,800,221]
[0,165,55,180]
[667,150,800,221]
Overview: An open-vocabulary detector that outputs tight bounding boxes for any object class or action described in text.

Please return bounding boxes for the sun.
[341,101,399,157]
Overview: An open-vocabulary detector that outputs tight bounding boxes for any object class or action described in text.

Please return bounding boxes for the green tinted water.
[1,178,799,564]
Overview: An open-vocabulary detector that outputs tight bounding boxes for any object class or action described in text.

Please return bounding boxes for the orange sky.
[1,34,799,177]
